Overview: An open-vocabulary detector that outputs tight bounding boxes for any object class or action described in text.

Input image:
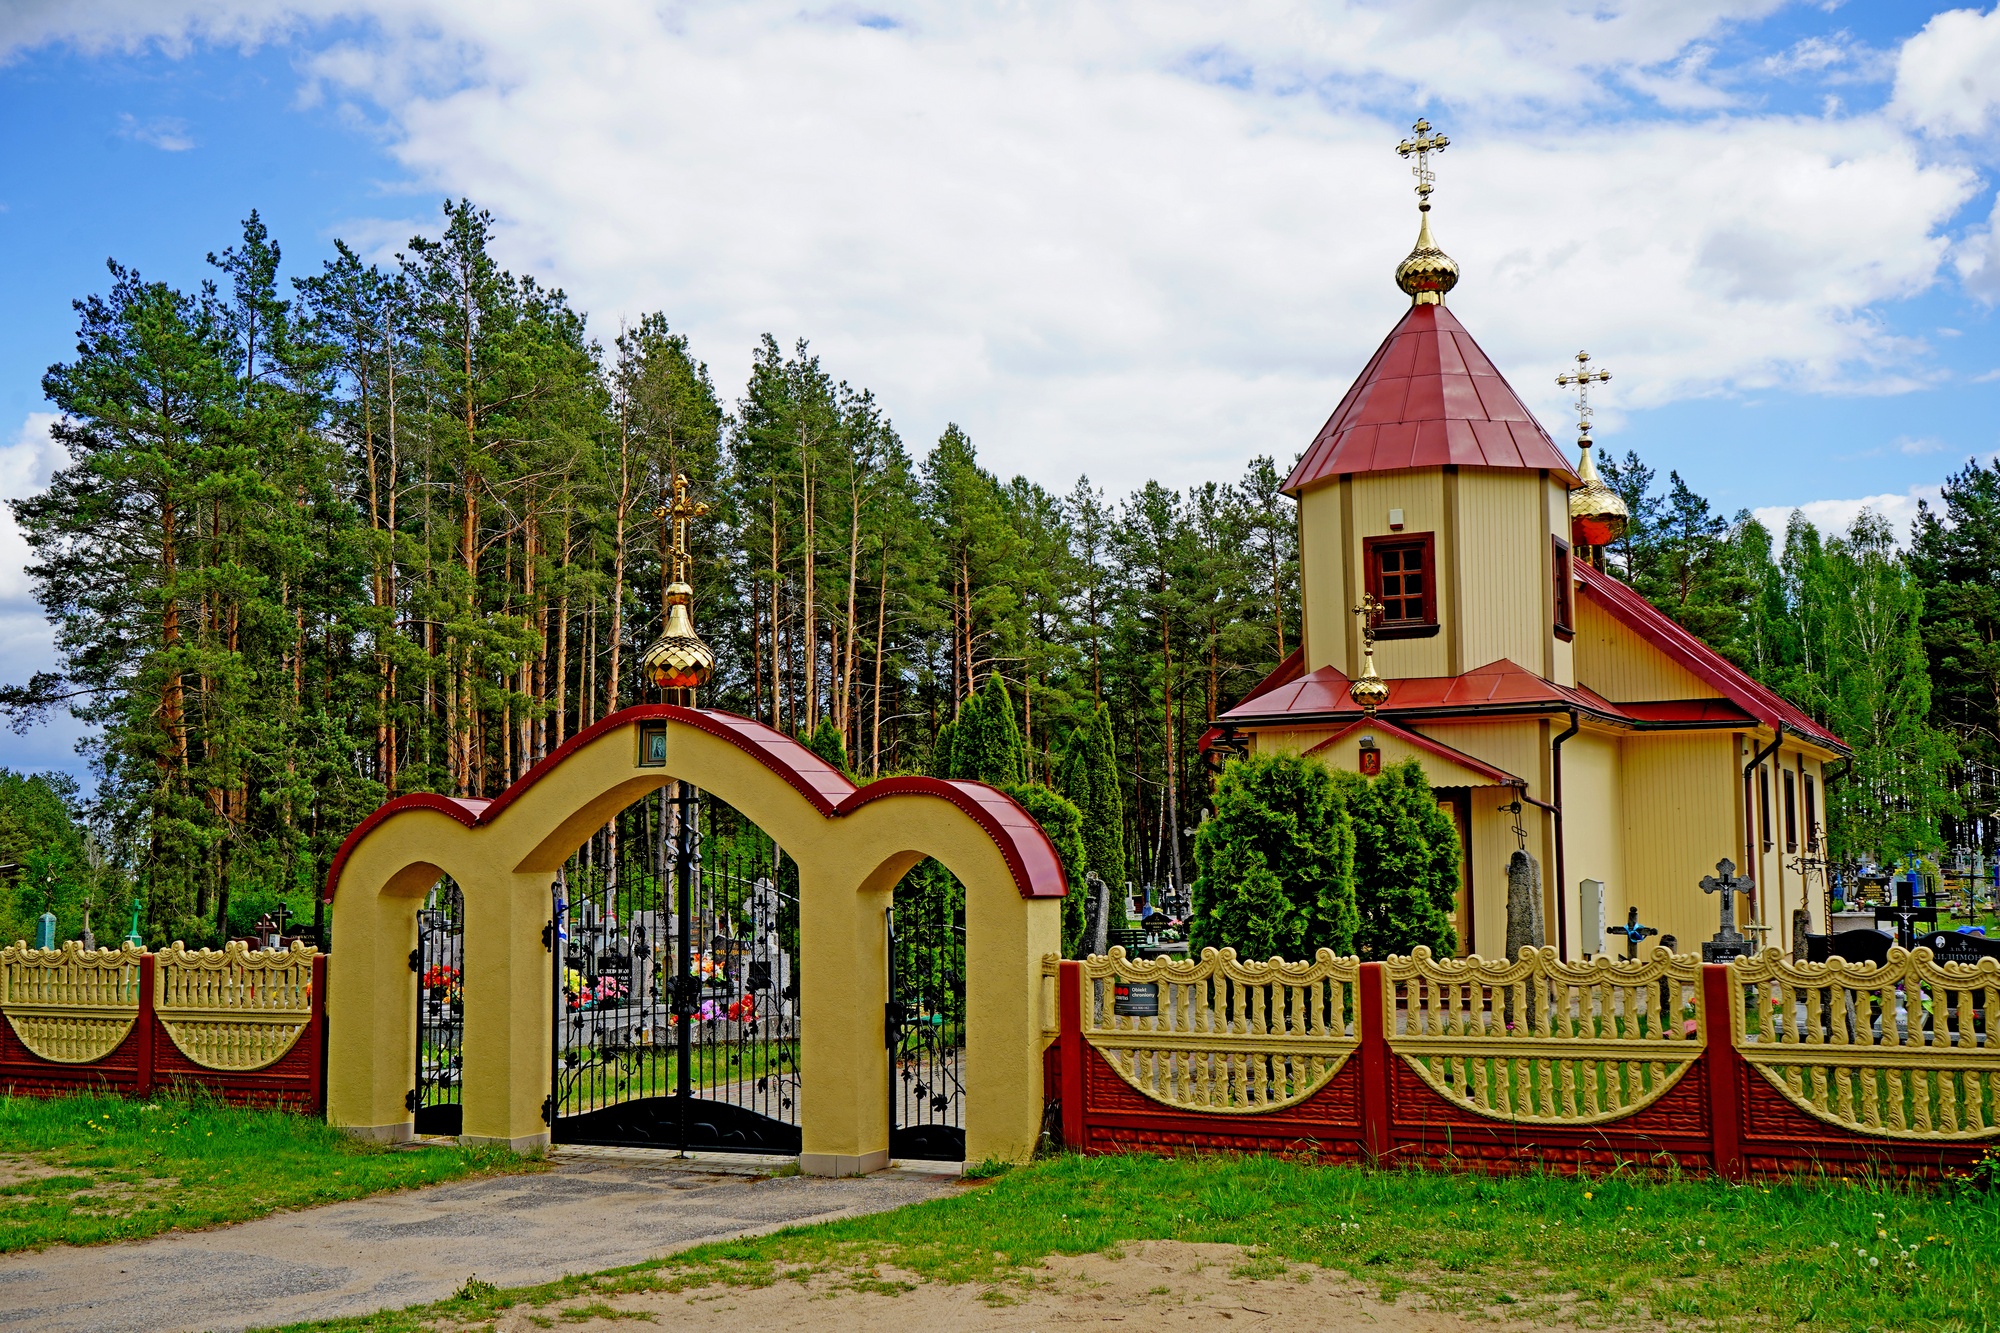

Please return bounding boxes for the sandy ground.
[0,1147,958,1333]
[496,1240,1620,1333]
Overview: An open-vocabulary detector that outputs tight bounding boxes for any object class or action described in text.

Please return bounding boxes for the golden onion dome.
[640,582,715,695]
[1348,649,1390,715]
[1395,209,1459,305]
[1568,440,1629,548]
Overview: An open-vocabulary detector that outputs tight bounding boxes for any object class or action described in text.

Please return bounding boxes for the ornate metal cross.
[1700,859,1752,935]
[1396,118,1449,208]
[1351,591,1383,648]
[1555,351,1612,441]
[658,472,709,583]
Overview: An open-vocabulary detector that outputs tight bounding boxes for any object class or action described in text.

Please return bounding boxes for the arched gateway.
[323,705,1065,1172]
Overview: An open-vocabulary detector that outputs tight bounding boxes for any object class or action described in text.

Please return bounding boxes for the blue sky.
[3,1,2000,784]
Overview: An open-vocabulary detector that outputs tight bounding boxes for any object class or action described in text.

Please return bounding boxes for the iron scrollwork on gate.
[887,891,966,1161]
[412,881,464,1136]
[551,782,801,1153]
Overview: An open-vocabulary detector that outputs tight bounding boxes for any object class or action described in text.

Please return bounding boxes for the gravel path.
[0,1147,959,1333]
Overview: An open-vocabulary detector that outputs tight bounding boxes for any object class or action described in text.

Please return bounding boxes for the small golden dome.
[1568,440,1629,548]
[640,582,715,694]
[1348,650,1390,714]
[1395,209,1459,305]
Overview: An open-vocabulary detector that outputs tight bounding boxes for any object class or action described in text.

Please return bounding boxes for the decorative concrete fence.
[0,940,325,1109]
[1047,945,1998,1178]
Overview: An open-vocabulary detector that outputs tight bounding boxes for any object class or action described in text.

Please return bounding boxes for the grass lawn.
[0,1092,539,1252]
[254,1150,2000,1333]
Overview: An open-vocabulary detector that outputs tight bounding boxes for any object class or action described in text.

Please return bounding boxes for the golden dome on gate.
[641,583,714,692]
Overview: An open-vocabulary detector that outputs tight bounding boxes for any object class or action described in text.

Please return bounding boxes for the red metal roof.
[1575,563,1846,753]
[1283,303,1579,494]
[1215,581,1847,755]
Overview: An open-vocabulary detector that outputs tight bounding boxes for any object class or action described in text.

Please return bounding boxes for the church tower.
[1286,120,1581,690]
[1218,121,1848,964]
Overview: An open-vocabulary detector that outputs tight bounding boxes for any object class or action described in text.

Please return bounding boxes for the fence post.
[1058,960,1084,1151]
[1700,963,1744,1180]
[1358,961,1390,1162]
[134,952,156,1100]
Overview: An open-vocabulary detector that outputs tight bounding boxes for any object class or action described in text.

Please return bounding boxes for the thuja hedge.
[1190,752,1459,961]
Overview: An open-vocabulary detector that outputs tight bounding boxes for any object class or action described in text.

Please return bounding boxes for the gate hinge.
[405,1088,420,1113]
[542,920,556,952]
[540,1093,553,1126]
[408,947,421,974]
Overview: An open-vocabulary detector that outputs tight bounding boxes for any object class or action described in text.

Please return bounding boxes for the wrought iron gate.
[887,875,966,1161]
[412,880,464,1136]
[550,784,801,1153]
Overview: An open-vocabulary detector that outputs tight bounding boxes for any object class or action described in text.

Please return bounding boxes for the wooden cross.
[1555,351,1612,441]
[1699,858,1752,936]
[1395,118,1449,209]
[657,473,709,583]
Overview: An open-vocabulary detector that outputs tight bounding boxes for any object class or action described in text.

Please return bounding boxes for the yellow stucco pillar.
[964,887,1060,1164]
[797,859,893,1176]
[458,871,554,1151]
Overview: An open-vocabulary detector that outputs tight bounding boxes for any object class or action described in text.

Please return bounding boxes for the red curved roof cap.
[1284,303,1579,493]
[324,705,1069,903]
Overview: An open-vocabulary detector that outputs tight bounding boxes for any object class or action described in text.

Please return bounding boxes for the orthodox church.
[1212,123,1848,962]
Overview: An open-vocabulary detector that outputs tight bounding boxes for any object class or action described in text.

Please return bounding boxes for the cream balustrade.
[1384,946,1706,1125]
[1731,947,1999,1140]
[155,941,318,1071]
[1078,946,1359,1113]
[0,940,145,1063]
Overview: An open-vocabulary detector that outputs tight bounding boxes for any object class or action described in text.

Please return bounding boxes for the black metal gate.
[412,879,464,1136]
[887,868,966,1161]
[550,783,801,1153]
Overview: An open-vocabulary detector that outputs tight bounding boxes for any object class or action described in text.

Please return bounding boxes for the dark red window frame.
[1552,535,1575,641]
[1363,532,1439,639]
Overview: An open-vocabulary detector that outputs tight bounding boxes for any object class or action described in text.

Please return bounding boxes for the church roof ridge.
[1282,303,1580,494]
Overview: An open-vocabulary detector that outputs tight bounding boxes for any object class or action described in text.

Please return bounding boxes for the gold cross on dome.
[1395,118,1449,208]
[1555,350,1612,439]
[1352,592,1383,647]
[656,473,709,583]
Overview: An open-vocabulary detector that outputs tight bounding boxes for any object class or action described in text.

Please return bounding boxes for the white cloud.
[1893,5,2000,137]
[1754,485,1944,548]
[0,412,63,606]
[115,112,194,150]
[0,2,1983,497]
[1957,190,2000,303]
[1897,435,1947,455]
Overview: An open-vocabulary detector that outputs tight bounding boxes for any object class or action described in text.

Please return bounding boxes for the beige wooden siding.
[1621,731,1742,956]
[1572,594,1712,701]
[1347,472,1448,680]
[1247,728,1336,757]
[1453,470,1548,674]
[1299,482,1345,674]
[1561,730,1623,957]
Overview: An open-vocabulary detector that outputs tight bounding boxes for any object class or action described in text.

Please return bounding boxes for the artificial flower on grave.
[421,964,461,1001]
[727,993,756,1022]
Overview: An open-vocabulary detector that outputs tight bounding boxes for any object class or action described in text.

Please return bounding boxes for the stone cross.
[1699,858,1754,961]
